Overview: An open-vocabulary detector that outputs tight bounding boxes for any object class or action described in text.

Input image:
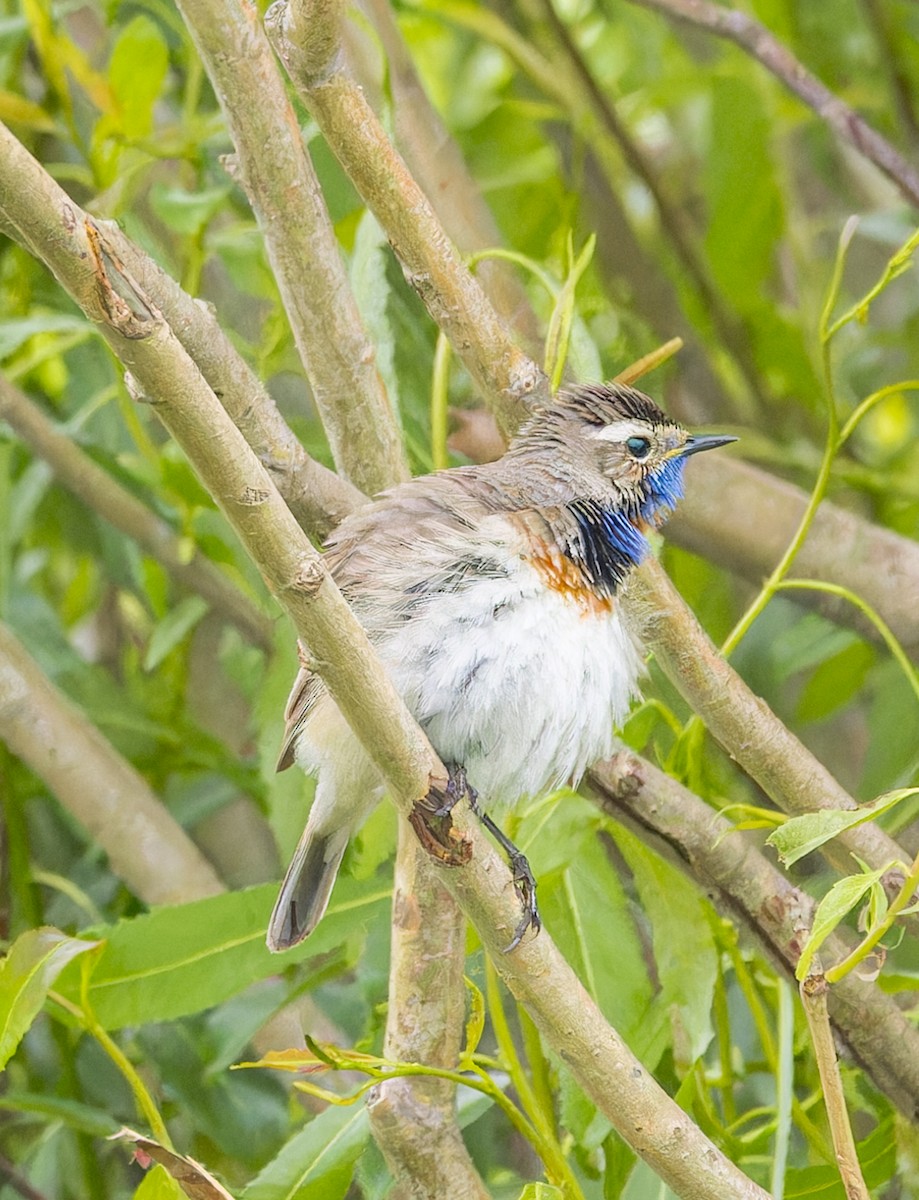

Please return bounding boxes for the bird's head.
[509,381,735,526]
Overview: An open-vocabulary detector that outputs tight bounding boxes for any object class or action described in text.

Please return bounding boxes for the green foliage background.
[1,0,919,1196]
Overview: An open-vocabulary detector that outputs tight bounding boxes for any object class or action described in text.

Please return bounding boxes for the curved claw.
[502,849,540,953]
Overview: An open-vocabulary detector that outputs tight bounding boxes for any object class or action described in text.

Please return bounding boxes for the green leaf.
[133,1165,186,1200]
[612,826,718,1064]
[537,830,653,1048]
[795,866,889,981]
[766,790,916,866]
[517,1185,564,1200]
[0,928,99,1069]
[0,1091,119,1137]
[796,641,874,723]
[0,313,89,358]
[144,595,209,670]
[149,185,233,237]
[108,15,169,140]
[55,879,389,1029]
[241,1104,369,1200]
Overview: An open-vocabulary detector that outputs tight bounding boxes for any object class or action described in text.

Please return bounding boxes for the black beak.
[678,434,738,458]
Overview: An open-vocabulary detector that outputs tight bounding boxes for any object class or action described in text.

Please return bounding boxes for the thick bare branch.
[264,0,548,435]
[628,0,919,209]
[171,0,408,496]
[0,375,273,652]
[589,748,919,1120]
[0,121,767,1200]
[356,0,541,350]
[102,226,366,540]
[367,826,488,1200]
[0,622,223,906]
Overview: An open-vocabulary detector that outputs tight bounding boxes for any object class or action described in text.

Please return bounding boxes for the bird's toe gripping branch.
[412,763,541,952]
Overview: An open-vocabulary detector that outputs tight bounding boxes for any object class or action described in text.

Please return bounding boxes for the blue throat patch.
[566,457,687,596]
[640,456,687,523]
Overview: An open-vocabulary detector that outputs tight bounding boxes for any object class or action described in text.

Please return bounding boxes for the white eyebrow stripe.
[591,420,652,443]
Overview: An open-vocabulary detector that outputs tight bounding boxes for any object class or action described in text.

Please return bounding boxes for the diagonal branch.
[264,0,548,435]
[72,219,365,543]
[589,747,919,1119]
[0,621,224,906]
[630,557,917,906]
[628,0,919,209]
[171,0,408,496]
[0,375,273,652]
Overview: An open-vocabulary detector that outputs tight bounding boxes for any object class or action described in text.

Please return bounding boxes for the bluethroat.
[268,382,734,952]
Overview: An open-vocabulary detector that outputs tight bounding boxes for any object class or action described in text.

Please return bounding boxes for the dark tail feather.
[266,830,346,952]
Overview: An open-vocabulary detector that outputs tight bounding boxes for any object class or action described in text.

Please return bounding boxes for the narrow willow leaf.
[544,233,596,391]
[240,1104,369,1200]
[55,879,389,1030]
[612,827,718,1064]
[796,867,889,981]
[115,1128,233,1200]
[144,595,209,670]
[0,928,99,1069]
[766,790,916,867]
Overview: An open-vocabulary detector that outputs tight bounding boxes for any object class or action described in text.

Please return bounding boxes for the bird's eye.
[626,436,651,459]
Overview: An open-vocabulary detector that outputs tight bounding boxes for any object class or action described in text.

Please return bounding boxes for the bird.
[267,381,734,953]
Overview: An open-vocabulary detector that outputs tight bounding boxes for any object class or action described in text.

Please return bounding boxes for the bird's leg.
[442,763,541,952]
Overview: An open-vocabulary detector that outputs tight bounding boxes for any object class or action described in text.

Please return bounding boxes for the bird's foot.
[416,763,542,950]
[471,801,541,953]
[411,764,474,867]
[434,762,473,817]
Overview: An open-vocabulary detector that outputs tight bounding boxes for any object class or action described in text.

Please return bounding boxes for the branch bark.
[0,622,223,906]
[367,825,488,1200]
[171,0,408,496]
[628,0,919,210]
[589,747,919,1120]
[0,375,273,653]
[264,0,548,435]
[54,218,365,543]
[0,121,768,1200]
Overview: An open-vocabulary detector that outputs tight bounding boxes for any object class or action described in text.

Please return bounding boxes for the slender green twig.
[775,580,919,705]
[825,848,919,984]
[770,980,794,1200]
[49,991,173,1149]
[484,960,583,1198]
[799,976,870,1200]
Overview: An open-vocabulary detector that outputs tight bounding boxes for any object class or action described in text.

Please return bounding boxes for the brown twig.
[589,747,919,1119]
[264,0,548,435]
[629,0,919,209]
[0,375,273,652]
[799,976,871,1199]
[0,621,223,905]
[0,1153,51,1200]
[171,0,408,497]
